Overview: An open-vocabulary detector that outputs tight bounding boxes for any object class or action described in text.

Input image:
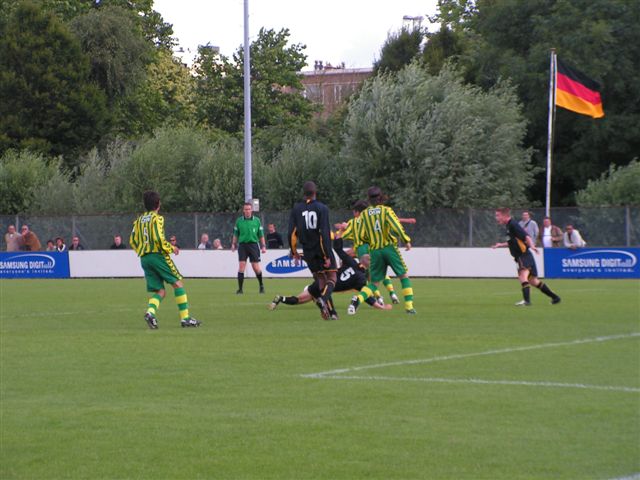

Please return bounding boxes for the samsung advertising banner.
[0,251,71,279]
[543,248,640,279]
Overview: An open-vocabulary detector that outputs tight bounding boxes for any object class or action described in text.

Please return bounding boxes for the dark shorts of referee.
[516,251,538,277]
[238,243,261,263]
[303,249,337,274]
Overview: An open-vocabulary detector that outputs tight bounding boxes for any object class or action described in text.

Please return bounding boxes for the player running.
[288,181,338,320]
[269,236,392,312]
[130,191,201,329]
[349,187,416,314]
[492,207,561,306]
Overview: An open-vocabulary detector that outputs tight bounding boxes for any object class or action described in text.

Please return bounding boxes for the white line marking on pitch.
[314,375,639,393]
[608,474,640,480]
[301,332,640,393]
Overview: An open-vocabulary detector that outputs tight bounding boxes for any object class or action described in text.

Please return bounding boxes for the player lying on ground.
[270,236,392,312]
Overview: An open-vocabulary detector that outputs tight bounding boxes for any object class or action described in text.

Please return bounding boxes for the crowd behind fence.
[1,207,638,251]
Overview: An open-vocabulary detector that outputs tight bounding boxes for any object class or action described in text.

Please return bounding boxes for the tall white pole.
[243,0,252,202]
[545,49,557,218]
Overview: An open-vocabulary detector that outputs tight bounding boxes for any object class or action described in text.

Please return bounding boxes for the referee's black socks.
[237,272,244,290]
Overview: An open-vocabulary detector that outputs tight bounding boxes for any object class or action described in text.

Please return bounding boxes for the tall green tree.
[194,28,315,133]
[341,64,534,211]
[0,1,109,163]
[373,27,424,75]
[429,0,640,205]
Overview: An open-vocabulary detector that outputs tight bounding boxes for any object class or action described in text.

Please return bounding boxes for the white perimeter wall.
[69,248,544,278]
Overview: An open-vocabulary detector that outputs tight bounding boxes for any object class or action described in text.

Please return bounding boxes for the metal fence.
[1,207,638,250]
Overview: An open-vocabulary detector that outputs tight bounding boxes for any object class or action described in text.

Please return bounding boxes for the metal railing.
[1,207,638,250]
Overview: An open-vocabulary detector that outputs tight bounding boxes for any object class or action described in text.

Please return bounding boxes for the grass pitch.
[1,277,639,479]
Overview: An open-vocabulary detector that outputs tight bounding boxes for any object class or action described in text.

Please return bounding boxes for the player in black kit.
[288,181,338,320]
[269,236,392,311]
[493,207,561,306]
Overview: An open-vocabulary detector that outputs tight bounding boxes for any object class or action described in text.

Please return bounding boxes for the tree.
[70,6,151,102]
[0,1,109,163]
[194,28,315,133]
[341,64,534,211]
[373,27,424,75]
[428,0,640,205]
[0,150,58,214]
[576,159,640,206]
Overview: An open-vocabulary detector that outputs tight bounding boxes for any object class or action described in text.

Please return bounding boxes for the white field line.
[301,332,640,393]
[608,474,640,480]
[314,375,640,393]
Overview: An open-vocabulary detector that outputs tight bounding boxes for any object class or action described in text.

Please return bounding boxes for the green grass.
[1,278,639,479]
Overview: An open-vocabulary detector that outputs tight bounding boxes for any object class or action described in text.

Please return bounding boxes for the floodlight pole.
[243,0,252,202]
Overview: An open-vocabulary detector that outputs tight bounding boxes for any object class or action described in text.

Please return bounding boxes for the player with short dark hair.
[130,191,200,329]
[231,202,267,294]
[288,181,338,320]
[492,207,561,306]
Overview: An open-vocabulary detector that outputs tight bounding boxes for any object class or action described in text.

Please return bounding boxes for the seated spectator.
[68,236,85,250]
[4,224,22,251]
[20,225,42,251]
[197,233,212,250]
[110,234,126,250]
[266,223,284,249]
[169,235,180,249]
[538,217,563,248]
[46,239,56,251]
[55,237,67,252]
[213,238,224,250]
[563,224,586,249]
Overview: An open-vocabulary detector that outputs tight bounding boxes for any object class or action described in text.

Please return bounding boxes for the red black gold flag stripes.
[556,58,604,118]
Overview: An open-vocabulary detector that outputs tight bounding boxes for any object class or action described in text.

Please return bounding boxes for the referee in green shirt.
[231,202,267,294]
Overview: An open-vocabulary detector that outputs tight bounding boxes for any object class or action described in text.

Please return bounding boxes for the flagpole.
[545,49,557,218]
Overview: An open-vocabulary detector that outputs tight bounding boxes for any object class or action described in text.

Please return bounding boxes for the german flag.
[556,58,604,118]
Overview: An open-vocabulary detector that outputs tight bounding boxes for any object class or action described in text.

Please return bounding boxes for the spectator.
[169,235,180,249]
[55,237,67,252]
[20,225,42,251]
[518,211,539,245]
[197,233,212,250]
[212,238,224,250]
[110,234,126,250]
[563,224,586,249]
[538,217,563,248]
[68,236,85,250]
[46,239,56,251]
[266,223,284,249]
[4,225,22,251]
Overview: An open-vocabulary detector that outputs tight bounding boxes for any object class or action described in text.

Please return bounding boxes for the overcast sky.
[153,0,439,69]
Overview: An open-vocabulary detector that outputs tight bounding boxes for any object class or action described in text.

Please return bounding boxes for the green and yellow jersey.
[130,211,173,257]
[340,217,366,250]
[359,204,411,250]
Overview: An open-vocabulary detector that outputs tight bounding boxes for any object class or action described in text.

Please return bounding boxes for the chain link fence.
[1,207,638,250]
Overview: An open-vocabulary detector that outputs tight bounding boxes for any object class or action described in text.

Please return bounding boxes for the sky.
[153,0,439,69]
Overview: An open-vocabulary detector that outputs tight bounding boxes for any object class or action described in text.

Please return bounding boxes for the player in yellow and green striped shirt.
[338,200,400,305]
[130,191,200,329]
[349,187,416,314]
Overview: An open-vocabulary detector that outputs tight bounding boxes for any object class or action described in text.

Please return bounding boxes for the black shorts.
[303,249,337,274]
[516,251,538,277]
[238,243,261,262]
